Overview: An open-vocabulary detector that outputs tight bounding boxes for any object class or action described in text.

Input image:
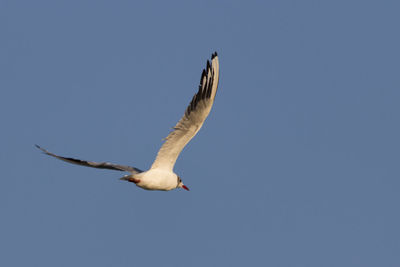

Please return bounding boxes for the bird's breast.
[134,169,178,191]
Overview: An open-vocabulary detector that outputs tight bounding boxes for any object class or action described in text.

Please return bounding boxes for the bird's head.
[177,176,189,191]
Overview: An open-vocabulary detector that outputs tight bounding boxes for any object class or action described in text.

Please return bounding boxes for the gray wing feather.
[35,145,142,174]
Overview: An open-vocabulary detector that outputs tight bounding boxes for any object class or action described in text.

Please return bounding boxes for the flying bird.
[36,52,219,191]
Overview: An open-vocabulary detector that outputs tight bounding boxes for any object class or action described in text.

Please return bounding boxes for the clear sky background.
[1,1,399,266]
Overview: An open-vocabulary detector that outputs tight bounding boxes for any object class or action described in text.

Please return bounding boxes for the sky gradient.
[1,1,400,266]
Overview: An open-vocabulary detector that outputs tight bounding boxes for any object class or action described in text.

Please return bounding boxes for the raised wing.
[36,145,142,173]
[151,52,219,171]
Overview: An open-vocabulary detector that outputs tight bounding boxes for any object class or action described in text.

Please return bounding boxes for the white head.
[177,176,189,191]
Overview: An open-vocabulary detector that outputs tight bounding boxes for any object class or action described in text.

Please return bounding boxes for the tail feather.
[119,175,132,181]
[120,174,140,184]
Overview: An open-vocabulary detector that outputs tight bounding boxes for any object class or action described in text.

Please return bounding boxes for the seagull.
[36,52,219,191]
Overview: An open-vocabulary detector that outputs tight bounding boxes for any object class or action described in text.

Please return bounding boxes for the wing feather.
[35,145,142,173]
[151,52,219,171]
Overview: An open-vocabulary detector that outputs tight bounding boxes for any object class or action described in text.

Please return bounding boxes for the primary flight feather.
[37,52,220,191]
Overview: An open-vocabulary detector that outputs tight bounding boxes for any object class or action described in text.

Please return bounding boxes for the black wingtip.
[200,69,206,83]
[211,52,218,59]
[35,144,47,153]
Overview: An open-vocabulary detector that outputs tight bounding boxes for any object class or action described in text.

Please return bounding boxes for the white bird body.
[129,169,179,191]
[36,52,219,192]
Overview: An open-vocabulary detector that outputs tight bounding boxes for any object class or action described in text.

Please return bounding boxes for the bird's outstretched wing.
[35,145,142,173]
[150,52,219,171]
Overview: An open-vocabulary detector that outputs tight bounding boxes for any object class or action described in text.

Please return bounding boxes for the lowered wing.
[36,145,142,173]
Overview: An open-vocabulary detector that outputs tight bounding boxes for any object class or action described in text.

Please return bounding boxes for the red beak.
[182,185,190,191]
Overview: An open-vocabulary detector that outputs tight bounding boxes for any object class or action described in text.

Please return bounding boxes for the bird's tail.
[120,174,132,181]
[119,174,139,184]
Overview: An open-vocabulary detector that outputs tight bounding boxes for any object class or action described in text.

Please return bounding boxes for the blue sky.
[1,1,400,266]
